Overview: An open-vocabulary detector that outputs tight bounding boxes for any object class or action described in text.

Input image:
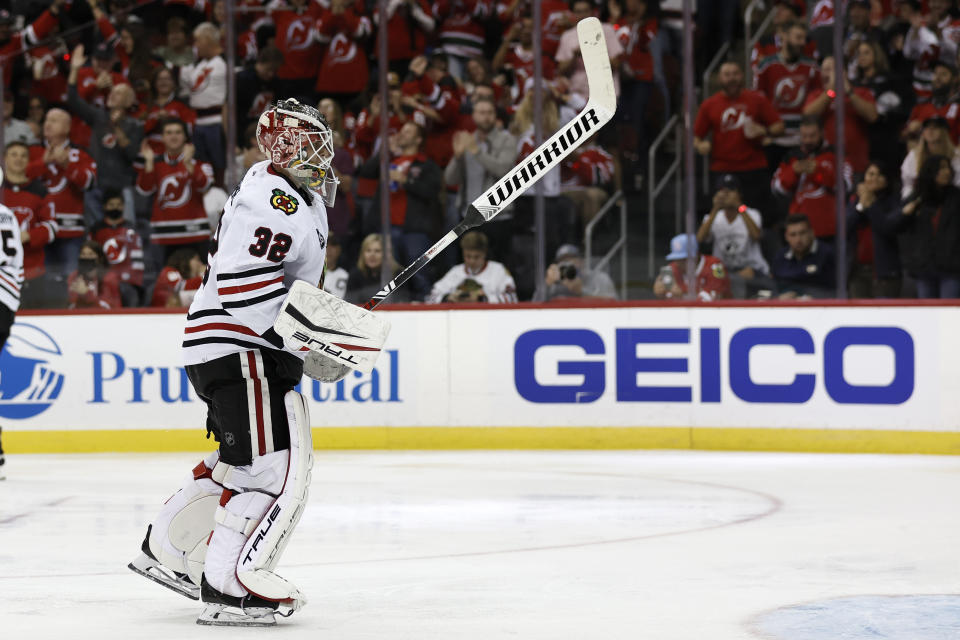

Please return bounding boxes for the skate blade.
[196,604,277,627]
[127,555,199,600]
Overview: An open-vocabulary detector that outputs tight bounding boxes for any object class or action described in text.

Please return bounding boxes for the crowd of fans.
[675,0,960,300]
[1,0,959,307]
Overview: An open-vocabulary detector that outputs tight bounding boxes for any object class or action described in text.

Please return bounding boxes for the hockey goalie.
[128,98,388,626]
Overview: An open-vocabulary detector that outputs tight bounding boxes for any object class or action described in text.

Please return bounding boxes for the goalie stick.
[361,16,617,310]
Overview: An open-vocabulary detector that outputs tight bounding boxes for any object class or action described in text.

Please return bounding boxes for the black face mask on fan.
[78,258,99,274]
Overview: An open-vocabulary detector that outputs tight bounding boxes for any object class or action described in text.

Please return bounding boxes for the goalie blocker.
[274,280,391,374]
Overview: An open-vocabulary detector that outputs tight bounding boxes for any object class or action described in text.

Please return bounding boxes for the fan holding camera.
[544,244,618,300]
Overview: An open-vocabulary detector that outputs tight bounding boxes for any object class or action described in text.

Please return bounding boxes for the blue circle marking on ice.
[0,322,65,419]
[752,595,960,640]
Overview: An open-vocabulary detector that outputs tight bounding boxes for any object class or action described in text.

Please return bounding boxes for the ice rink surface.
[2,450,959,640]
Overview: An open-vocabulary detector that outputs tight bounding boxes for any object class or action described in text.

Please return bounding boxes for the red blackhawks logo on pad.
[270,188,299,215]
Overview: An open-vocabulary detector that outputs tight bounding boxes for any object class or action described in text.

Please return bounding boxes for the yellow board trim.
[4,427,960,455]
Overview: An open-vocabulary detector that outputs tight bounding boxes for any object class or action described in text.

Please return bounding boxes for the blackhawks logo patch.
[270,188,299,215]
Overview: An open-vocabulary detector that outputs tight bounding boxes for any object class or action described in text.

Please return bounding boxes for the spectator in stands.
[900,116,960,199]
[560,134,617,227]
[322,234,348,299]
[0,1,65,90]
[803,55,878,174]
[927,0,960,65]
[89,188,145,307]
[179,22,227,183]
[345,233,406,304]
[772,213,837,299]
[72,42,130,150]
[68,240,121,309]
[751,0,816,73]
[852,40,913,165]
[904,61,959,144]
[893,154,960,298]
[357,121,442,300]
[842,0,884,62]
[153,17,194,68]
[4,94,38,145]
[315,0,372,102]
[694,61,785,221]
[237,122,267,177]
[697,174,774,299]
[773,116,853,240]
[492,17,557,105]
[374,0,435,76]
[25,96,47,143]
[27,35,69,107]
[268,0,322,102]
[67,45,143,225]
[429,231,518,303]
[27,108,97,306]
[236,47,283,146]
[142,66,197,157]
[150,247,205,307]
[3,141,55,309]
[559,1,623,98]
[434,0,490,80]
[401,55,462,168]
[653,233,732,301]
[136,119,214,275]
[445,96,517,256]
[846,161,903,298]
[611,0,654,191]
[754,21,821,171]
[544,243,617,301]
[317,98,356,243]
[898,0,940,99]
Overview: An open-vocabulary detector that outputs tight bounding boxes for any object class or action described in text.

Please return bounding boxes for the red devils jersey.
[751,35,818,73]
[375,0,435,61]
[670,255,731,300]
[496,0,568,56]
[26,45,67,104]
[90,222,145,287]
[772,145,854,237]
[561,145,616,189]
[143,99,198,155]
[434,0,490,59]
[753,55,820,135]
[315,8,371,94]
[26,144,96,239]
[909,101,960,144]
[1,9,58,88]
[693,90,782,172]
[3,181,56,280]
[68,269,122,309]
[504,46,557,104]
[617,17,658,82]
[271,4,323,80]
[803,87,876,172]
[136,153,214,245]
[353,109,408,197]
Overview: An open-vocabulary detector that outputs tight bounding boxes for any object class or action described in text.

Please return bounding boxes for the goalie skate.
[127,526,200,600]
[196,575,288,627]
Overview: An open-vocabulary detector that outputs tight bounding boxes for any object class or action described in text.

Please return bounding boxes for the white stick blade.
[577,17,617,114]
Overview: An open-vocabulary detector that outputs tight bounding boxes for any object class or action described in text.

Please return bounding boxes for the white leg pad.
[237,391,313,605]
[148,451,222,585]
[205,490,276,597]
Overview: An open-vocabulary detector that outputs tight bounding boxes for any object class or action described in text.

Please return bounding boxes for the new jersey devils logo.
[286,19,312,52]
[327,33,357,64]
[774,77,805,109]
[270,188,299,215]
[720,106,746,132]
[158,174,191,210]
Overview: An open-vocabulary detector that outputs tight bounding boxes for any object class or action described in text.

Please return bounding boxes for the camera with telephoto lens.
[559,263,578,280]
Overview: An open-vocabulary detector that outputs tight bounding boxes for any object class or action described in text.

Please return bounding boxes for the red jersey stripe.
[218,276,285,296]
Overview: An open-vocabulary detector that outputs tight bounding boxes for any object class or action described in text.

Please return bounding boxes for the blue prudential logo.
[0,323,65,419]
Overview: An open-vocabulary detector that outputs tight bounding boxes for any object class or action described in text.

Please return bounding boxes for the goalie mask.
[257,98,339,206]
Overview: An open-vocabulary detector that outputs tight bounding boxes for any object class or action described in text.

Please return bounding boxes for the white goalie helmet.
[257,98,339,206]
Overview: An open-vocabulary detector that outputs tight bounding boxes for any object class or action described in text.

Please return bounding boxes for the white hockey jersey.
[428,260,517,303]
[183,160,328,366]
[0,204,25,314]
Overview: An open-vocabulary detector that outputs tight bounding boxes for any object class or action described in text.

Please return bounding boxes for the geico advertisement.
[1,307,957,431]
